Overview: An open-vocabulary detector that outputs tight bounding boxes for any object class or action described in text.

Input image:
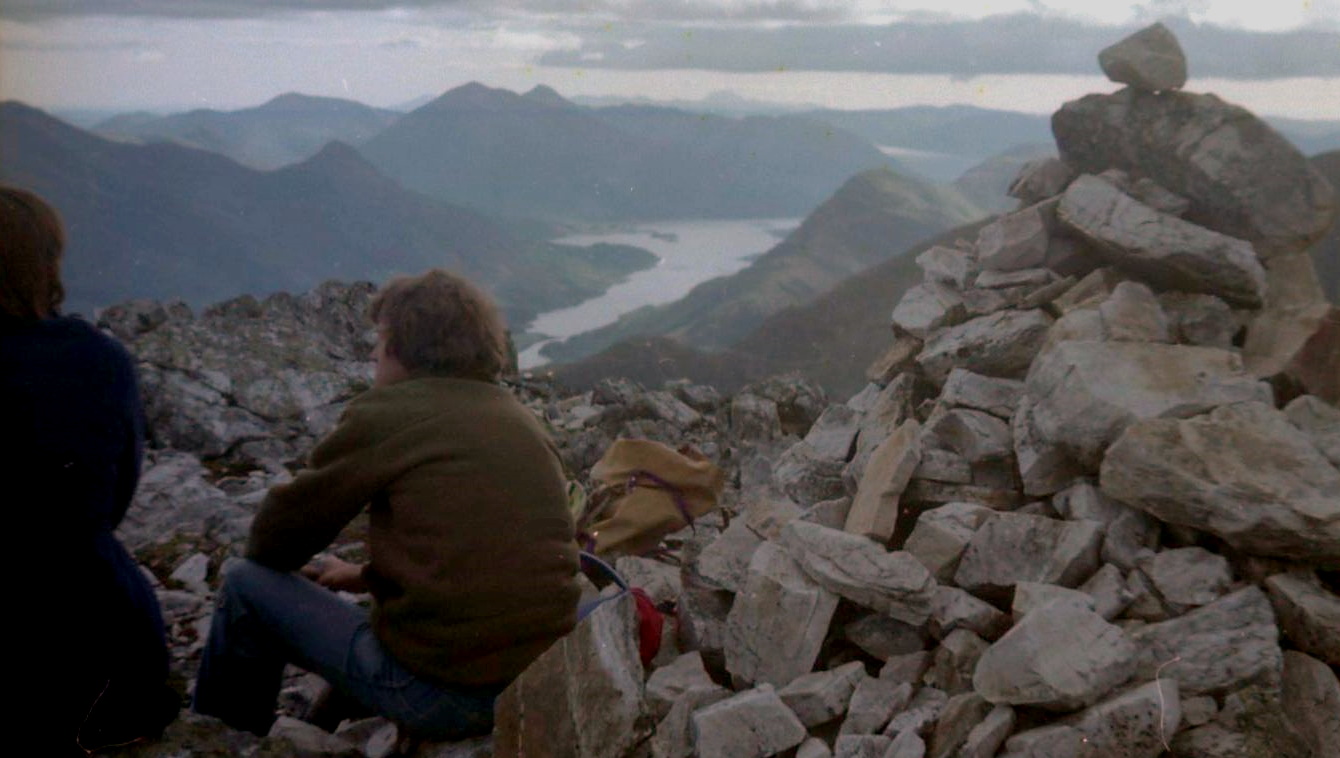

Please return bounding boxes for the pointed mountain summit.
[522,84,575,109]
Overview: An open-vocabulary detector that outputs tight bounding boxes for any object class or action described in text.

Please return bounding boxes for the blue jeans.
[192,559,497,740]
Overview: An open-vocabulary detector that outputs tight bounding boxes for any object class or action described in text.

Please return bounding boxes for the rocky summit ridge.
[97,24,1337,758]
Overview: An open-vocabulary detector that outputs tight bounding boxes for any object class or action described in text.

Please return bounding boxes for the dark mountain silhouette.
[358,81,898,222]
[539,166,984,364]
[0,102,653,322]
[1308,151,1340,303]
[94,93,401,170]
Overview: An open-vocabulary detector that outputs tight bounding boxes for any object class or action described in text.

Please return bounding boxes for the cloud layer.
[538,15,1340,79]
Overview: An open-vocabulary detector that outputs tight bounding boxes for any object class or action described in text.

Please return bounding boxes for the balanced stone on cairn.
[1098,22,1187,91]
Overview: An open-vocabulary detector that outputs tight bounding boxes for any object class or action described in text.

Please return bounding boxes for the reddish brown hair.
[0,186,66,319]
[368,269,507,381]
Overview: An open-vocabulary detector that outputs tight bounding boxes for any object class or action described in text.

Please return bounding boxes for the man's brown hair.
[368,269,508,381]
[0,186,66,319]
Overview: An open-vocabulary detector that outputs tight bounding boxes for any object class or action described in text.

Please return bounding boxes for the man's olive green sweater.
[247,377,580,688]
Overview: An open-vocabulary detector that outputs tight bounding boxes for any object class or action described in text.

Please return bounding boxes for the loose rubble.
[97,21,1337,758]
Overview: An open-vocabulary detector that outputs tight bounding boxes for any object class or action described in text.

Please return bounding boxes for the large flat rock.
[781,521,937,625]
[1026,340,1268,469]
[1102,401,1340,565]
[1129,586,1282,697]
[973,600,1138,711]
[1057,175,1266,306]
[1052,87,1337,260]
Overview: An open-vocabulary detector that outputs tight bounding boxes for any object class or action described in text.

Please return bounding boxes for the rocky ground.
[98,23,1338,758]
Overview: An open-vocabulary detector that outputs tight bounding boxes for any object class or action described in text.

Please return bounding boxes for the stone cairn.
[102,23,1338,758]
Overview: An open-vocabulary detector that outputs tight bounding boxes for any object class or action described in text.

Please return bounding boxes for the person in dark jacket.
[193,269,580,739]
[1,186,178,754]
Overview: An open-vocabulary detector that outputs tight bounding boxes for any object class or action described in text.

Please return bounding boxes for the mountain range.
[95,93,401,171]
[357,83,900,222]
[0,101,653,324]
[538,166,984,364]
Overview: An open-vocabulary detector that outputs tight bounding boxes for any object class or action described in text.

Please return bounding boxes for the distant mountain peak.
[257,92,367,114]
[423,82,524,112]
[522,85,574,109]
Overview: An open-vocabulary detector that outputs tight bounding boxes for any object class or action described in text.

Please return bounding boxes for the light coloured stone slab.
[781,520,936,625]
[1102,401,1340,565]
[973,600,1138,711]
[846,419,922,542]
[1129,586,1282,697]
[724,543,839,688]
[691,685,808,758]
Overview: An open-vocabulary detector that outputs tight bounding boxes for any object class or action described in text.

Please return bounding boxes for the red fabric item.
[629,588,663,667]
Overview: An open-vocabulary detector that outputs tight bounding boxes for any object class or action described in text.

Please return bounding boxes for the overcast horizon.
[2,1,1338,119]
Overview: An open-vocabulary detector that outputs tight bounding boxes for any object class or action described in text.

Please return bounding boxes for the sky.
[1,0,1338,119]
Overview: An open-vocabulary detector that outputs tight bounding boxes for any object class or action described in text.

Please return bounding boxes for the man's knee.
[217,558,284,604]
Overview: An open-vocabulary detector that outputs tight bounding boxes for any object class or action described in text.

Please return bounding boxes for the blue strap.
[576,550,630,621]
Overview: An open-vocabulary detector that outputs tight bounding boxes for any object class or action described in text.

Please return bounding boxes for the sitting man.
[193,269,580,739]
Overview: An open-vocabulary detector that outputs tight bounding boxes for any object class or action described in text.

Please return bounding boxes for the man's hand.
[301,555,369,593]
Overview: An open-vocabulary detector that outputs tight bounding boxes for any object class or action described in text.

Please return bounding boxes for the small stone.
[1079,564,1137,621]
[927,692,991,758]
[957,704,1016,758]
[938,369,1025,419]
[879,651,933,687]
[1011,582,1096,620]
[777,660,866,728]
[646,652,715,721]
[1265,572,1340,665]
[834,735,893,758]
[883,686,949,739]
[842,615,928,661]
[839,676,913,736]
[796,737,834,758]
[892,282,969,339]
[1281,650,1340,758]
[976,203,1050,272]
[916,245,974,289]
[1008,157,1077,204]
[929,585,1010,641]
[1138,547,1231,610]
[926,628,989,695]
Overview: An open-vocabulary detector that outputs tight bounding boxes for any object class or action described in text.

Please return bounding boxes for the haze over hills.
[357,82,899,222]
[539,166,985,364]
[0,101,654,323]
[93,93,401,171]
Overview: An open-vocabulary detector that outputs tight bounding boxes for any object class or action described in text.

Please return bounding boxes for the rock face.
[493,592,652,758]
[1053,88,1337,260]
